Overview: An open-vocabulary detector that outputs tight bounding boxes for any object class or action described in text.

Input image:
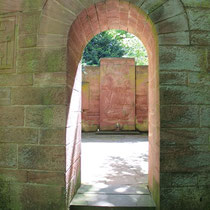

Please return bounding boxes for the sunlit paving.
[81,133,148,186]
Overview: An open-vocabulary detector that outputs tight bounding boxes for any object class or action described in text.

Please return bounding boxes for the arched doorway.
[66,0,160,207]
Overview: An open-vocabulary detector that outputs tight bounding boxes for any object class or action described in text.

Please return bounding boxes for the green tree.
[82,30,148,66]
[82,31,126,66]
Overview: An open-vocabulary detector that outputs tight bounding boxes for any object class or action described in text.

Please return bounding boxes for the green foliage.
[82,31,126,65]
[82,30,148,66]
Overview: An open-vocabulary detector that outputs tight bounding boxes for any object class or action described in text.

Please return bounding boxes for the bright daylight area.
[81,30,149,188]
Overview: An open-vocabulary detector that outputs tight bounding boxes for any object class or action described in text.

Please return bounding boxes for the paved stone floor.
[81,133,148,186]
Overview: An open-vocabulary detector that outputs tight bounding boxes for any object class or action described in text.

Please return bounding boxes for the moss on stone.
[152,176,160,210]
[0,178,11,210]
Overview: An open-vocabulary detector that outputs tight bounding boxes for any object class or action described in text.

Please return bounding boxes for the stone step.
[70,185,156,210]
[95,131,142,135]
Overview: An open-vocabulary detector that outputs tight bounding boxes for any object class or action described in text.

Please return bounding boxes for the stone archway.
[66,1,160,207]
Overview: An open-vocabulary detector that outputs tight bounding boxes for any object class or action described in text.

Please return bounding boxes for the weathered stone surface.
[170,173,197,187]
[160,186,210,210]
[20,12,41,35]
[17,48,67,73]
[21,0,46,11]
[39,128,66,145]
[160,128,210,146]
[156,14,188,34]
[159,31,190,45]
[100,58,136,131]
[0,88,10,105]
[159,46,207,72]
[136,66,148,131]
[0,74,33,86]
[188,72,210,85]
[25,106,66,128]
[207,48,210,73]
[0,169,27,182]
[34,72,66,86]
[37,34,67,47]
[43,0,75,24]
[11,87,67,105]
[160,146,210,172]
[200,106,210,127]
[82,66,100,131]
[0,15,16,73]
[191,31,210,46]
[19,34,37,48]
[182,0,210,8]
[18,145,65,170]
[160,85,210,105]
[0,107,24,126]
[150,0,184,23]
[198,173,210,186]
[160,71,187,85]
[187,8,210,31]
[141,0,168,14]
[12,183,65,210]
[0,144,17,168]
[0,128,38,144]
[27,171,65,185]
[160,105,200,128]
[39,15,70,35]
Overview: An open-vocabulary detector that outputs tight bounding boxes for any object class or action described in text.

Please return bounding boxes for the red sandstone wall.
[66,63,82,205]
[100,58,136,130]
[136,66,148,131]
[82,66,100,131]
[81,61,148,132]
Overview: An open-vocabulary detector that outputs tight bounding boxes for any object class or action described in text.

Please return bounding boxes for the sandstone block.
[19,34,37,48]
[0,128,38,144]
[17,48,67,73]
[0,74,33,86]
[159,46,207,72]
[0,88,10,105]
[156,14,188,34]
[34,72,66,86]
[141,0,168,14]
[187,8,210,31]
[12,183,65,210]
[182,0,210,8]
[160,105,199,128]
[27,171,65,185]
[25,106,66,128]
[160,71,187,85]
[0,107,24,126]
[160,85,210,105]
[11,87,67,105]
[201,106,210,127]
[18,145,65,171]
[191,31,210,46]
[0,144,17,168]
[150,0,184,23]
[0,169,27,182]
[159,31,190,45]
[20,12,41,35]
[160,128,210,146]
[39,128,66,145]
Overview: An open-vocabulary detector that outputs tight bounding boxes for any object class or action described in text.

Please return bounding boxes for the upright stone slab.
[100,58,135,130]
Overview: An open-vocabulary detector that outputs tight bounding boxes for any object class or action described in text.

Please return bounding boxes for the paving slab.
[71,193,156,208]
[77,184,150,195]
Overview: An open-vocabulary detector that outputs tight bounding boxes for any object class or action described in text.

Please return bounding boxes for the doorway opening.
[67,1,159,208]
[81,29,149,188]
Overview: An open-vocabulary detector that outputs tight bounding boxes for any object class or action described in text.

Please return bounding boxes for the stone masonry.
[0,0,209,210]
[82,58,148,132]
